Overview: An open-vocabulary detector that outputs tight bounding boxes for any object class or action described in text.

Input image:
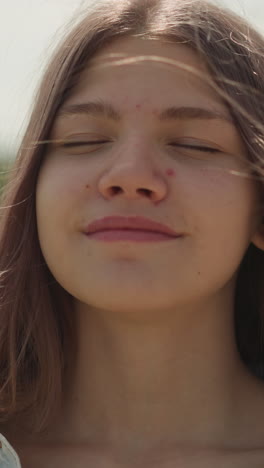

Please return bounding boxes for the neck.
[50,291,263,458]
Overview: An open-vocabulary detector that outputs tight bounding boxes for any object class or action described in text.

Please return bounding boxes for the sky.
[1,0,264,155]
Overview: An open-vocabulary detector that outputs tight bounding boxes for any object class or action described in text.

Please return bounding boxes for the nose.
[97,144,168,203]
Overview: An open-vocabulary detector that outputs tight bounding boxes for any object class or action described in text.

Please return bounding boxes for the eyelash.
[62,140,108,147]
[169,143,220,153]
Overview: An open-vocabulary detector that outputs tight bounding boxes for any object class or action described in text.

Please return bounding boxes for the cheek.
[36,166,89,249]
[179,165,256,226]
[36,161,88,211]
[35,165,86,256]
[190,165,247,198]
[198,170,258,240]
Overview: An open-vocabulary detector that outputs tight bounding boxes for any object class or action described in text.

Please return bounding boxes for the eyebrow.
[57,100,234,124]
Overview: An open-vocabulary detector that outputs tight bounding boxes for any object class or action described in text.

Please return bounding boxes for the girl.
[1,0,264,466]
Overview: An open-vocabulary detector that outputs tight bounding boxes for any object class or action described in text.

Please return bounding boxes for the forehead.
[63,36,229,117]
[90,36,207,70]
[81,36,210,89]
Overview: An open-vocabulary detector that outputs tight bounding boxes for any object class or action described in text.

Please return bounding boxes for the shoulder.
[0,432,21,467]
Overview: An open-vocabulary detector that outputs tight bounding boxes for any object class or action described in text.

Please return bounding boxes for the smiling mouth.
[85,229,183,242]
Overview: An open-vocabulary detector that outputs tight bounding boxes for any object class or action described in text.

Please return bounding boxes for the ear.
[251,220,264,251]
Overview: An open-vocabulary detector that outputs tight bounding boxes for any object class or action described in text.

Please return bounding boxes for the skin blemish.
[166,168,176,177]
[136,104,142,110]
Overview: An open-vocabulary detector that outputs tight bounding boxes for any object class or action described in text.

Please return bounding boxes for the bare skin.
[4,37,264,467]
[8,435,264,468]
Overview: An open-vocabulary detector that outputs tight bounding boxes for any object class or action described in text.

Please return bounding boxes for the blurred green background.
[0,145,14,195]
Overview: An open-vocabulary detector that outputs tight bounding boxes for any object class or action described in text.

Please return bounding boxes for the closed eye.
[61,140,109,147]
[58,140,221,156]
[170,143,221,153]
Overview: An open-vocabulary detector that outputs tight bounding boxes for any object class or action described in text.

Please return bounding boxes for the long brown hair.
[1,0,264,434]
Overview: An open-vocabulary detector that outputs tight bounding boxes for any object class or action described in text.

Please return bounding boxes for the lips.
[84,216,182,237]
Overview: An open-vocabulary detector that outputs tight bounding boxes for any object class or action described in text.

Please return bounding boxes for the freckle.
[85,184,90,189]
[166,168,175,176]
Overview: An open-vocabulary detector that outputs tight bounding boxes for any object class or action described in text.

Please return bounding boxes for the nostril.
[112,186,122,194]
[109,187,152,196]
[138,188,151,196]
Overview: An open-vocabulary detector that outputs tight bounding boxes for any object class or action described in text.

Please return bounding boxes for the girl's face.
[36,37,264,318]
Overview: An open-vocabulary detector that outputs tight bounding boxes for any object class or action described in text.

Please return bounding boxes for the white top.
[0,434,21,468]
